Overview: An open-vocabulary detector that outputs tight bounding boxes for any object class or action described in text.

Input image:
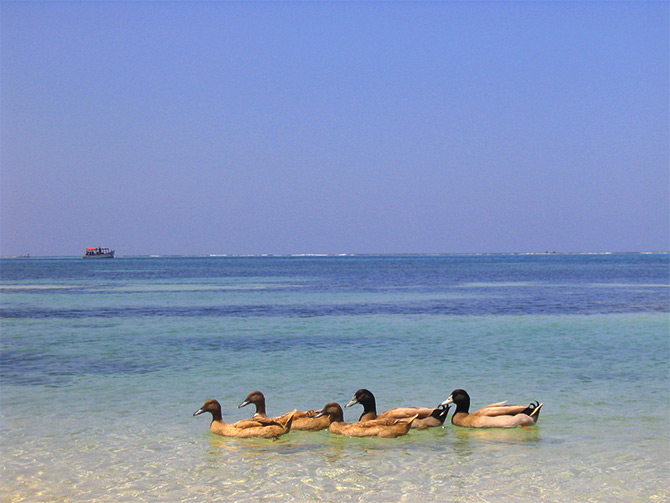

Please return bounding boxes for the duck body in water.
[441,389,543,428]
[345,388,450,429]
[315,402,417,438]
[194,399,296,438]
[238,390,332,431]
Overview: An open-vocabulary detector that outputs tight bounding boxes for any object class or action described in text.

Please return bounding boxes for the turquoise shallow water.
[1,254,668,502]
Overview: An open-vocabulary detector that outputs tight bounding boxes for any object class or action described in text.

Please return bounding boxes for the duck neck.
[454,396,470,415]
[254,401,267,416]
[209,407,223,423]
[359,396,377,421]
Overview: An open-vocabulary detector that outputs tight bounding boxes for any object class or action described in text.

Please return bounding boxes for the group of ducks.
[193,388,543,439]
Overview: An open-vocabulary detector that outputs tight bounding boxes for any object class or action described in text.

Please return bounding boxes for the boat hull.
[83,248,115,258]
[83,252,115,259]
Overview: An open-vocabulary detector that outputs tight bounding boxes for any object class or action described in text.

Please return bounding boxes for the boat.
[83,247,115,258]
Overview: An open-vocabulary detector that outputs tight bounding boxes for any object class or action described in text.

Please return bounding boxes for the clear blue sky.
[1,1,668,256]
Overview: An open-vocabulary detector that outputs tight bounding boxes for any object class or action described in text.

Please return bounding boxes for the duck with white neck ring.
[441,389,543,428]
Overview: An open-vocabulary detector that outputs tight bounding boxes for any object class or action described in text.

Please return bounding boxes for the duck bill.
[344,398,358,408]
[238,400,250,409]
[313,409,325,418]
[193,408,205,416]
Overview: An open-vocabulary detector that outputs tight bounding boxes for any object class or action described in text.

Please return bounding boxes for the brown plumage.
[345,388,450,429]
[315,402,417,438]
[238,390,332,431]
[441,389,543,428]
[193,399,296,438]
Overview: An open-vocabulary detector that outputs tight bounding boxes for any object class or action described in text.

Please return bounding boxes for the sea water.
[0,254,668,502]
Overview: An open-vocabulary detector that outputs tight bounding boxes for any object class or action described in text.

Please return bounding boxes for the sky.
[1,1,668,256]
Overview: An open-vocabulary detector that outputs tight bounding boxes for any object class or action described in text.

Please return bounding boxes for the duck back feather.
[238,390,332,431]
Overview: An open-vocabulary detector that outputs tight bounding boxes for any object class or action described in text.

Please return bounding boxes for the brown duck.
[194,399,296,438]
[238,390,332,431]
[441,389,543,428]
[314,402,417,438]
[345,388,450,429]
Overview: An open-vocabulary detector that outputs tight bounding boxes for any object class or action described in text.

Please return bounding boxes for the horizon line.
[2,251,669,259]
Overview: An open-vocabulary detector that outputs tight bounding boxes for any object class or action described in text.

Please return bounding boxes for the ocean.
[1,253,668,502]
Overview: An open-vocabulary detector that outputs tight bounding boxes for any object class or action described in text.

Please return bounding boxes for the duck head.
[345,389,378,421]
[193,399,223,420]
[238,390,266,409]
[345,389,376,409]
[440,389,470,413]
[314,402,344,422]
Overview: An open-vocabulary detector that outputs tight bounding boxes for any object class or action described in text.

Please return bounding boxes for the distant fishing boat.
[83,247,115,258]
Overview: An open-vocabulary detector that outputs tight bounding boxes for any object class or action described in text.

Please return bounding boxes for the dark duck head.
[345,388,378,421]
[441,389,471,414]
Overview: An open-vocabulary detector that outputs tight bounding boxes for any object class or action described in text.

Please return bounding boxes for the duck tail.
[406,414,420,425]
[432,404,451,424]
[530,403,543,418]
[281,410,298,432]
[523,401,543,420]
